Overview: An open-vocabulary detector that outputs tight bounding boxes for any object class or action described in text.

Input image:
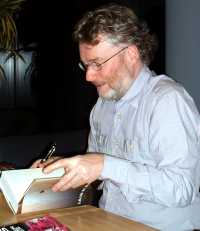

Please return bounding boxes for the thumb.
[43,158,67,173]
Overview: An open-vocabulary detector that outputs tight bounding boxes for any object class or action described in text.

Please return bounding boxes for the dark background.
[1,0,165,137]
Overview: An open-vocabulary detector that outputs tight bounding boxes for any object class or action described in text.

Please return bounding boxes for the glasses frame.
[78,46,128,72]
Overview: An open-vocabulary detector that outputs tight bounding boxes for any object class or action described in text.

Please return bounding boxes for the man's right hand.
[30,156,62,168]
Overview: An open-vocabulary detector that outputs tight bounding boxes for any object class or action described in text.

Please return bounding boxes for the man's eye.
[91,62,101,68]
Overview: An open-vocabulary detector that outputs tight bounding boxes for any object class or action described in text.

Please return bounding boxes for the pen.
[40,142,56,163]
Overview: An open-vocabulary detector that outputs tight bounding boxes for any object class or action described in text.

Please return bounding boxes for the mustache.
[91,81,104,87]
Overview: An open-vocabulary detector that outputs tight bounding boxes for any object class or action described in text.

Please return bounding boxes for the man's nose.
[85,68,97,82]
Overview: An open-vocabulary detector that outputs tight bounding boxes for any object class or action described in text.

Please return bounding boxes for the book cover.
[0,215,70,231]
[0,168,82,214]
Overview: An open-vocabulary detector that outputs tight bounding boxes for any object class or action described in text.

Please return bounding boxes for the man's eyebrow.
[86,57,102,63]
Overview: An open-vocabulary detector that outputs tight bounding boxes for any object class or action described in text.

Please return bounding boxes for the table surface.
[0,193,156,231]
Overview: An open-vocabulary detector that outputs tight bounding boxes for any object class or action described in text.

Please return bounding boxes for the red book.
[0,215,70,231]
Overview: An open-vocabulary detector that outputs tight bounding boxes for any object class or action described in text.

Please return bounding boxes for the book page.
[22,178,81,213]
[0,168,65,213]
[0,175,18,213]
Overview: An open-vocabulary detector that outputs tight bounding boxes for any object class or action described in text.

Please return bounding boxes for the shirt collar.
[118,65,152,104]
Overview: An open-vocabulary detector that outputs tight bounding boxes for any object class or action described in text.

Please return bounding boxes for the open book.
[0,168,87,214]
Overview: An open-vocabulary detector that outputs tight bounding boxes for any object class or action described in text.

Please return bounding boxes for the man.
[33,4,200,231]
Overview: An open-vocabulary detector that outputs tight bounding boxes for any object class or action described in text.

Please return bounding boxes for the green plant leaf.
[4,51,14,63]
[0,0,25,16]
[0,0,26,49]
[0,63,7,81]
[4,50,26,64]
[15,51,26,63]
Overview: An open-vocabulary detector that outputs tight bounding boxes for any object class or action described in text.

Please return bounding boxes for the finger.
[59,173,84,191]
[43,158,68,174]
[52,169,77,192]
[30,157,56,169]
[60,174,81,191]
[59,171,88,191]
[69,177,86,189]
[42,156,59,166]
[30,159,42,168]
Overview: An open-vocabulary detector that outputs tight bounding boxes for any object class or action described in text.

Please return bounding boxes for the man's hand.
[30,156,62,168]
[43,154,104,192]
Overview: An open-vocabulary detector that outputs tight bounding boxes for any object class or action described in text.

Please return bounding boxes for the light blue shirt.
[87,66,200,231]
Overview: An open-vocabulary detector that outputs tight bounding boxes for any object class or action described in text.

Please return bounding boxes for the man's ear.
[126,45,140,63]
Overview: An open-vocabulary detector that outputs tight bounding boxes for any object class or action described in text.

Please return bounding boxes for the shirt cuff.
[100,155,130,184]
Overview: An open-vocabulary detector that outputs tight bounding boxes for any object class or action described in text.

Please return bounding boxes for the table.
[0,193,156,231]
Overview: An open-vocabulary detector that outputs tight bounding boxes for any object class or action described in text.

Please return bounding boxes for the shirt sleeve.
[87,105,98,153]
[100,90,200,207]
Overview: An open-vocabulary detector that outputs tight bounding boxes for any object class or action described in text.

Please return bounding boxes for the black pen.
[40,142,56,163]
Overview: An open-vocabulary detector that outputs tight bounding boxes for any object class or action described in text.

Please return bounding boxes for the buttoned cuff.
[100,155,129,184]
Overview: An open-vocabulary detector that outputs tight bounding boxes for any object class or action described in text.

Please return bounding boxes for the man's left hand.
[43,153,104,192]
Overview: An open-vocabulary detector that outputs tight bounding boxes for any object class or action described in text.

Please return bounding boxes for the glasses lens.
[78,62,86,71]
[90,62,102,71]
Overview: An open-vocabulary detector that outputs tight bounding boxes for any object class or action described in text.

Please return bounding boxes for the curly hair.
[73,3,158,65]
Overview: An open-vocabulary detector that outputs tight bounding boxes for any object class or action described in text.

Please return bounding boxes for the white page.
[0,167,65,213]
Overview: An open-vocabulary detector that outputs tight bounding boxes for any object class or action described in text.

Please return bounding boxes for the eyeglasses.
[78,46,128,72]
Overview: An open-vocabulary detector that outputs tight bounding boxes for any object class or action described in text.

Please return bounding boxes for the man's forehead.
[80,39,114,52]
[79,44,106,62]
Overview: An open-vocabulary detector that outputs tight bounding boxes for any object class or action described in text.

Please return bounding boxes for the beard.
[98,74,133,101]
[99,88,119,100]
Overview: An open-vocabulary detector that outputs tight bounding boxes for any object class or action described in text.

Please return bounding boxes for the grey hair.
[73,3,158,65]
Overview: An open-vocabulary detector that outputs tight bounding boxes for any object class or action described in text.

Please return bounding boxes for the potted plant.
[0,0,25,80]
[0,0,25,49]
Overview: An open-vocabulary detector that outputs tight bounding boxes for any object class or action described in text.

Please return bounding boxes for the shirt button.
[114,114,121,125]
[129,143,134,151]
[116,113,121,120]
